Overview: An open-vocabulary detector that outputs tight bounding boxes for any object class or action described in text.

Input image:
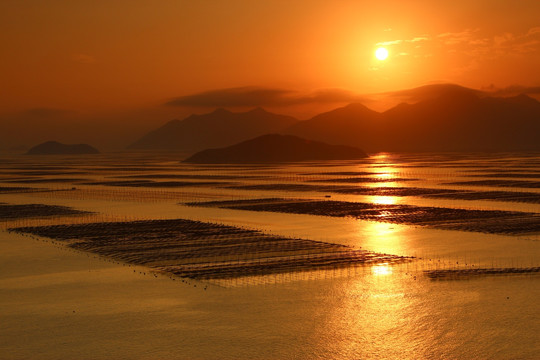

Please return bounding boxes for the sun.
[375,47,389,61]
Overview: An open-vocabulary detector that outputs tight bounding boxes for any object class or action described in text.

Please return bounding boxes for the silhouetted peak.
[412,83,479,96]
[211,108,232,116]
[247,107,269,114]
[389,83,481,105]
[318,102,379,118]
[510,93,539,104]
[342,102,373,111]
[404,86,480,110]
[313,103,378,117]
[515,93,532,100]
[383,102,412,114]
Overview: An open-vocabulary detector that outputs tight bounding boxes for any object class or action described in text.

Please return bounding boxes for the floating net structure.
[12,218,412,286]
[189,198,540,236]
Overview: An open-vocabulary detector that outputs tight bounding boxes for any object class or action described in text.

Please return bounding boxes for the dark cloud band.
[165,87,362,107]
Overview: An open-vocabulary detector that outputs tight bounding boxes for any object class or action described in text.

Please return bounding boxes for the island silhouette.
[183,134,367,163]
[26,141,99,155]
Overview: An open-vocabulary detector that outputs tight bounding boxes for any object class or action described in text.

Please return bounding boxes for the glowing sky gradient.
[1,0,540,115]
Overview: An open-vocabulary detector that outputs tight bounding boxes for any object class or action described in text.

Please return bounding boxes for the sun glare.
[371,263,392,276]
[375,47,388,61]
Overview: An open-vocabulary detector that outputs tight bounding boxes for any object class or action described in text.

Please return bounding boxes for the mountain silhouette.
[26,141,99,155]
[283,103,382,150]
[384,83,483,103]
[183,134,367,164]
[129,107,298,151]
[283,85,540,152]
[379,91,540,152]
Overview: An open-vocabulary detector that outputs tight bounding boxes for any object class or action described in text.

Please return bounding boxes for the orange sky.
[1,0,540,116]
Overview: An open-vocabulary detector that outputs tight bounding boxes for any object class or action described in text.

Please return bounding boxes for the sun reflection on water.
[375,172,394,179]
[354,220,410,258]
[367,160,403,188]
[327,258,421,359]
[370,153,391,163]
[371,263,393,276]
[371,195,397,205]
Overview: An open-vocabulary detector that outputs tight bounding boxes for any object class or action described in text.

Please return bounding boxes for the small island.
[183,134,367,164]
[26,141,100,155]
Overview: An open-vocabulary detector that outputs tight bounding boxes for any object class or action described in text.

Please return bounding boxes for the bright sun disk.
[375,47,388,60]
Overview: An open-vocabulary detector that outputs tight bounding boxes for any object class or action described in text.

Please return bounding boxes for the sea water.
[0,152,539,359]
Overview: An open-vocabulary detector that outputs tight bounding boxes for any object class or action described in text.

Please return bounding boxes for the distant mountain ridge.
[183,134,367,163]
[377,91,540,152]
[129,83,540,153]
[26,141,99,155]
[128,107,298,151]
[284,85,540,152]
[4,83,540,153]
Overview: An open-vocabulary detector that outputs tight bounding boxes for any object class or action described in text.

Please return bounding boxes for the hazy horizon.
[2,81,540,152]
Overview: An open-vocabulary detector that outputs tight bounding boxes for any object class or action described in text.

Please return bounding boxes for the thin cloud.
[527,27,540,36]
[165,87,364,107]
[440,27,540,55]
[300,88,361,104]
[165,87,290,107]
[437,29,478,44]
[376,40,403,46]
[376,36,429,47]
[378,27,540,78]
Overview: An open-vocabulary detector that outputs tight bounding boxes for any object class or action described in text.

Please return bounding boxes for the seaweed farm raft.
[188,198,540,236]
[0,203,91,222]
[11,219,412,282]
